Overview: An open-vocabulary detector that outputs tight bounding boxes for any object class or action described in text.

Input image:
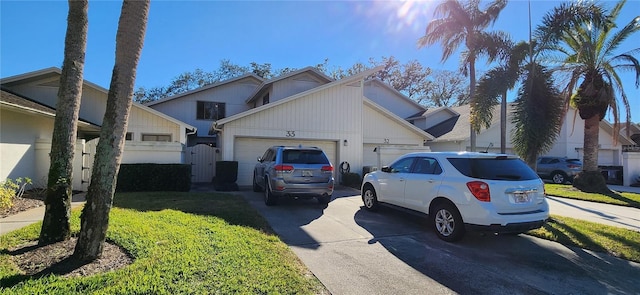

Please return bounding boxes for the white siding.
[149,79,259,137]
[270,73,327,102]
[363,80,424,119]
[362,104,425,146]
[234,138,337,186]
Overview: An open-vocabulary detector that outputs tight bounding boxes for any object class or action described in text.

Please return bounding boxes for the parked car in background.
[536,157,582,184]
[361,152,549,242]
[253,146,334,206]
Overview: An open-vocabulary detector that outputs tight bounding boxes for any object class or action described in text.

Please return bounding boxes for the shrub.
[0,178,32,209]
[341,172,361,189]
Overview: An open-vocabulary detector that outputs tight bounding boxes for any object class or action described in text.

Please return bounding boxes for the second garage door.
[234,137,338,186]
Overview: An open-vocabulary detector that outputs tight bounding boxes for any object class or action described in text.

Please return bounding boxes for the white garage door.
[234,138,337,186]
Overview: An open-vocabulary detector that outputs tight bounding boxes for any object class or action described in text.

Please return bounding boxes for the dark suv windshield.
[447,157,539,181]
[282,150,329,164]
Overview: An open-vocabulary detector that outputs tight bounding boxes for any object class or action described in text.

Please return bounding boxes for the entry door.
[186,144,217,182]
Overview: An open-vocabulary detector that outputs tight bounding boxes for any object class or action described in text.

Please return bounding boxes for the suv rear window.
[282,150,329,164]
[447,157,539,181]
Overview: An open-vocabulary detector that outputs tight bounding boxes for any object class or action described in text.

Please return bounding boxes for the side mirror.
[257,157,263,163]
[381,166,392,173]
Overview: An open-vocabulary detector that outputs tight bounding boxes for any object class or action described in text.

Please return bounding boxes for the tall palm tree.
[537,0,640,193]
[418,0,509,151]
[39,0,88,245]
[74,0,150,261]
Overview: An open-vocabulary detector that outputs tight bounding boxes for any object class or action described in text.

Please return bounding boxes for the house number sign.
[383,138,390,144]
[286,131,296,137]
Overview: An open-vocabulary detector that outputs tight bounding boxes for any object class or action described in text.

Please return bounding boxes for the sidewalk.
[0,193,86,236]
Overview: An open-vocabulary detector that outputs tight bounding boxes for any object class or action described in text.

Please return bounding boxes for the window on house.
[142,134,171,142]
[125,132,133,141]
[196,101,225,120]
[262,93,269,105]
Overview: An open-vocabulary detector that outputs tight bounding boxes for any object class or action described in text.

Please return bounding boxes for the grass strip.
[527,214,640,263]
[545,184,640,209]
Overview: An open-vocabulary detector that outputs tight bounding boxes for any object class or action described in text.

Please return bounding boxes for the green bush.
[116,164,191,192]
[341,172,361,189]
[0,178,32,209]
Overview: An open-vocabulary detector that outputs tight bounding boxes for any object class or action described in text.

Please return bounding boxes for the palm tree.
[39,0,88,245]
[74,0,150,261]
[537,0,640,193]
[418,0,509,151]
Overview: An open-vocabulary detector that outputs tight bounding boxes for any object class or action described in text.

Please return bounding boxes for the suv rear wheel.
[432,202,465,242]
[253,173,262,192]
[551,172,567,184]
[264,179,277,206]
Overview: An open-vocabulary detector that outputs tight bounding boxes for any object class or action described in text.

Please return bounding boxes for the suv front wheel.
[432,202,465,242]
[253,172,262,192]
[551,172,567,184]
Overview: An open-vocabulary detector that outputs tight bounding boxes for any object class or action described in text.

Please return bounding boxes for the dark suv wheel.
[551,172,567,184]
[264,179,278,206]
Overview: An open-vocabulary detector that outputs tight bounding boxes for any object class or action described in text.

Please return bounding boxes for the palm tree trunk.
[39,0,88,245]
[501,90,506,154]
[582,114,600,172]
[74,0,150,261]
[469,56,477,152]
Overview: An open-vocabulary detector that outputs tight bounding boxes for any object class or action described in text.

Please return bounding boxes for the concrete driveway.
[239,188,640,295]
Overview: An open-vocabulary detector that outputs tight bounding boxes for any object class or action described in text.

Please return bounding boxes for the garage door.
[234,138,337,186]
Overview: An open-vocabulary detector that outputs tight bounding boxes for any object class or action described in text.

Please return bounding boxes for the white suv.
[361,152,549,242]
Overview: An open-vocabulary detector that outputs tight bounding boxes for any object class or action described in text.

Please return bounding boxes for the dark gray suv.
[536,157,582,184]
[253,146,334,206]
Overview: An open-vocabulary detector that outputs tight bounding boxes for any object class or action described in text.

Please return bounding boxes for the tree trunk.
[500,90,506,154]
[74,0,150,261]
[469,55,477,152]
[573,113,609,193]
[39,0,88,245]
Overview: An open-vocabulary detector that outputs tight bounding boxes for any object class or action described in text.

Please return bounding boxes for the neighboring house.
[209,67,434,186]
[423,103,640,186]
[1,68,195,190]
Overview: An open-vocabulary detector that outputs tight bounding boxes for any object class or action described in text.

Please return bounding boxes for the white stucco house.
[1,68,195,190]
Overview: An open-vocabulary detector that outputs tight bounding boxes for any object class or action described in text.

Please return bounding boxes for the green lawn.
[527,215,640,263]
[545,184,640,209]
[0,192,326,294]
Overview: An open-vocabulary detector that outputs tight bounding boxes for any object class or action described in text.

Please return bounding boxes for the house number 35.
[286,131,296,137]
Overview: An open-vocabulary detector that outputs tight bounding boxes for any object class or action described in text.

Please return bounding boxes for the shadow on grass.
[602,191,640,209]
[539,218,607,254]
[112,191,274,234]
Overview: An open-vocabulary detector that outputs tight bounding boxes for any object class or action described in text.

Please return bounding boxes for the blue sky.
[1,0,639,121]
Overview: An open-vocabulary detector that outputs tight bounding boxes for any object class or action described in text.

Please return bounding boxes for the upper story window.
[197,101,225,120]
[262,93,270,105]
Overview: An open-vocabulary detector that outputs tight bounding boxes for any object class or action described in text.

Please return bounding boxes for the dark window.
[282,150,329,164]
[389,157,415,173]
[142,134,171,142]
[447,157,539,181]
[125,132,133,141]
[197,101,225,120]
[262,93,270,105]
[412,157,442,175]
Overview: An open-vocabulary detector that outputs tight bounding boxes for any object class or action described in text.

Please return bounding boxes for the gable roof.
[1,67,196,133]
[363,78,426,117]
[244,66,334,104]
[430,104,511,142]
[145,73,264,106]
[212,66,434,140]
[1,89,101,139]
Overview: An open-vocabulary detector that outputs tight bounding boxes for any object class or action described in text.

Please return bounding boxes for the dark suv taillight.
[274,165,294,172]
[321,165,333,173]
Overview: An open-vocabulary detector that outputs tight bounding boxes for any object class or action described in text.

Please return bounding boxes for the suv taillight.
[467,181,490,202]
[274,165,294,172]
[321,165,333,173]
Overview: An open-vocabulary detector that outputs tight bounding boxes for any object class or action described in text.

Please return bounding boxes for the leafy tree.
[39,0,88,245]
[418,0,509,151]
[536,0,640,193]
[74,0,150,261]
[424,69,469,107]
